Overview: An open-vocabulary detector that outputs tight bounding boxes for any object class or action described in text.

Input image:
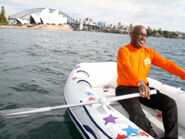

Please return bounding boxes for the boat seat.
[91,86,116,98]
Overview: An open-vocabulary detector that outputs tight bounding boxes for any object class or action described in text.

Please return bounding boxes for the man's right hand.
[138,81,151,99]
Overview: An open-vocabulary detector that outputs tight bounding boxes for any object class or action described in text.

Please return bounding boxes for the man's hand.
[138,81,150,99]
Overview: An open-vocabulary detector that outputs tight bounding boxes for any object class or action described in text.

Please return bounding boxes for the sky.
[1,0,185,32]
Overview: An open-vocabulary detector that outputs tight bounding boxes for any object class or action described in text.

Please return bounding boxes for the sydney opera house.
[15,8,67,25]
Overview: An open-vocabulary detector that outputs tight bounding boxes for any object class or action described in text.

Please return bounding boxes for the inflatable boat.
[64,62,185,139]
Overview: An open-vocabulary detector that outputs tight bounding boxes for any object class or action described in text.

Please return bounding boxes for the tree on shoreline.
[0,6,8,25]
[146,27,184,39]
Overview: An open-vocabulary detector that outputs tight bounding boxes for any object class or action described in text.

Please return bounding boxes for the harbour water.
[1,28,185,139]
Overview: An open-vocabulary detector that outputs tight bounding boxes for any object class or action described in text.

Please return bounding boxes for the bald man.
[116,25,185,139]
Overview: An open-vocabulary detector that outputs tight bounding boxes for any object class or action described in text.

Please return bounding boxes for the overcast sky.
[1,0,185,32]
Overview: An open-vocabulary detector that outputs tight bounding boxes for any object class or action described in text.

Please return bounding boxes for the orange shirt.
[117,44,185,87]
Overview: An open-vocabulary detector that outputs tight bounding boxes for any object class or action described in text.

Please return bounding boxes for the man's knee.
[129,113,146,124]
[165,98,177,112]
[170,99,177,108]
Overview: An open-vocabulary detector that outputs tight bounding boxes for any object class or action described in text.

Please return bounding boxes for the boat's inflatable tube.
[64,62,185,139]
[148,77,185,128]
[72,62,185,128]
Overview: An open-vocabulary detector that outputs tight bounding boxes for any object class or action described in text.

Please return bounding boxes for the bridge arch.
[8,7,76,24]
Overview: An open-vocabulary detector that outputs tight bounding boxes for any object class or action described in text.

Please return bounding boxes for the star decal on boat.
[116,134,126,139]
[88,97,96,101]
[103,114,118,125]
[75,65,80,69]
[103,86,110,89]
[140,131,149,137]
[72,77,77,80]
[157,113,162,118]
[122,125,140,137]
[86,91,94,96]
[161,82,167,85]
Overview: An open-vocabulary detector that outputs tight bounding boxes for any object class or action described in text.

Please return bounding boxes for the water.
[0,28,185,139]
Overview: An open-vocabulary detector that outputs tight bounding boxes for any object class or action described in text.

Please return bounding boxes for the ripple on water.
[10,83,50,94]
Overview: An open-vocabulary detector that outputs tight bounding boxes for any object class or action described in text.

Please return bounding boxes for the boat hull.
[64,62,185,139]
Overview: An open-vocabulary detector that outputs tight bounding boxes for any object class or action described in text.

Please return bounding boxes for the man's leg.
[116,86,157,138]
[140,90,178,139]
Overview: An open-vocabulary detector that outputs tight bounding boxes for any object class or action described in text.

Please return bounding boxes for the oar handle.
[108,89,157,102]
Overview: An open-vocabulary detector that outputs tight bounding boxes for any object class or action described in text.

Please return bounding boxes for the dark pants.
[116,86,178,139]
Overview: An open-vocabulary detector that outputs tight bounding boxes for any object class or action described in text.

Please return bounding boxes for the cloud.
[1,0,185,32]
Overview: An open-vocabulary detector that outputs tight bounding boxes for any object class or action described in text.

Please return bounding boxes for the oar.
[1,90,157,118]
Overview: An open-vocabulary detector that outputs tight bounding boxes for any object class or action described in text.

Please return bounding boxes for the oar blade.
[0,101,96,118]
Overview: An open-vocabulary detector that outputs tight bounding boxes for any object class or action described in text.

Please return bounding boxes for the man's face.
[131,27,147,48]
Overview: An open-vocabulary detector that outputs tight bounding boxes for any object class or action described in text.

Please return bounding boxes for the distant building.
[15,18,29,25]
[117,22,122,28]
[15,8,67,25]
[84,17,95,26]
[107,24,113,28]
[117,22,126,29]
[98,21,106,28]
[30,14,41,24]
[76,18,84,30]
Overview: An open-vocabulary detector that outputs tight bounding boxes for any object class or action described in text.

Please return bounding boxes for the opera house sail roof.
[16,8,67,25]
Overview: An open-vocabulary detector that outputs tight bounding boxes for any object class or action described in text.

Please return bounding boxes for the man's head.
[130,25,147,49]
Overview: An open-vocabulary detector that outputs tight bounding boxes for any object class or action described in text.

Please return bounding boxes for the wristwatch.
[138,80,145,86]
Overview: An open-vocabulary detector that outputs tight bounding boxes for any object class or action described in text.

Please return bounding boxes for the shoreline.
[0,24,73,31]
[1,24,184,39]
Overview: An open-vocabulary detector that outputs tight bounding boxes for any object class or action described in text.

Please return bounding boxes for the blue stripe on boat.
[83,124,98,139]
[65,99,112,139]
[83,106,112,139]
[67,108,90,139]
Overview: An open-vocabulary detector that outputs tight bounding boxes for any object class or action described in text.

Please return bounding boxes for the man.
[116,25,185,139]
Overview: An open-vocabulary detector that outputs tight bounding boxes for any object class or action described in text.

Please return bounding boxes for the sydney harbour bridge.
[8,7,99,30]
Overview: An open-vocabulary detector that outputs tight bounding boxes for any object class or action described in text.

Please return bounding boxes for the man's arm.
[152,49,185,80]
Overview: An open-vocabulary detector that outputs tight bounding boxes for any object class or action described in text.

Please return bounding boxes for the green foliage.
[146,28,184,39]
[0,15,8,25]
[147,26,153,36]
[0,6,8,25]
